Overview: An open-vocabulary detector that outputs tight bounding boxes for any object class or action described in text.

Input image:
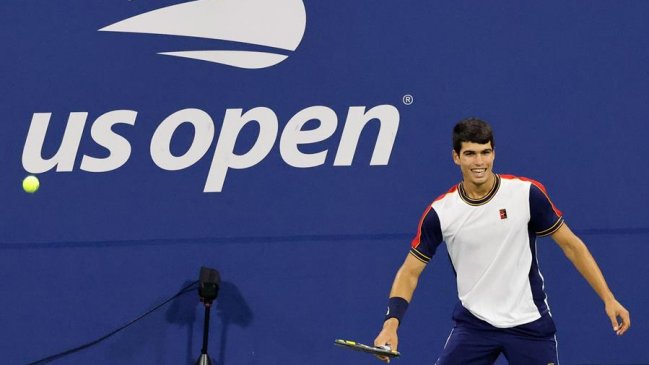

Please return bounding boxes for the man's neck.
[462,173,496,199]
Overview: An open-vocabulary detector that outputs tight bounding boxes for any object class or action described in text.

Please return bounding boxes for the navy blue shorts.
[435,305,559,365]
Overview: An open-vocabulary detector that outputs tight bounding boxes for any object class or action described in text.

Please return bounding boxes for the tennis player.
[374,118,630,364]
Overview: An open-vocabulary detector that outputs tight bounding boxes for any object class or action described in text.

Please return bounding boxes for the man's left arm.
[551,223,631,335]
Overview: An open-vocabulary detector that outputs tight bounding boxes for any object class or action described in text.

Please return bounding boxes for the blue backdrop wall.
[1,1,648,364]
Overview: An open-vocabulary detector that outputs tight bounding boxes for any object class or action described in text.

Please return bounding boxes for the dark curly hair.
[452,117,494,154]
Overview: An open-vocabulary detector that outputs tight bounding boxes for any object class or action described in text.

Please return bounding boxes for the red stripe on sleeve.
[500,174,562,216]
[411,205,433,249]
[434,185,458,202]
[412,185,456,249]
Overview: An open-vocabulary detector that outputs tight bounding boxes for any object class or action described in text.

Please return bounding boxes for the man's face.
[452,141,495,186]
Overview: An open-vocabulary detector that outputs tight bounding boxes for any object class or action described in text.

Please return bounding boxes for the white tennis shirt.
[410,174,564,328]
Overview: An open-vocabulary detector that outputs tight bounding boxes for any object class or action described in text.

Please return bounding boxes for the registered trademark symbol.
[402,94,413,105]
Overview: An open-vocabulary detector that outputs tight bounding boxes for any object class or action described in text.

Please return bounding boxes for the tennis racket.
[334,339,400,358]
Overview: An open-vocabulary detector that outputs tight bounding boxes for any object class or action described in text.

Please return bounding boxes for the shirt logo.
[99,0,307,69]
[499,209,508,219]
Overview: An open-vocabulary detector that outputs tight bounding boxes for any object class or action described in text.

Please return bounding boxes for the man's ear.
[452,150,460,166]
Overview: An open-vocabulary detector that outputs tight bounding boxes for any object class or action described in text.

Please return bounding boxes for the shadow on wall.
[105,280,197,363]
[105,280,252,365]
[213,281,254,365]
[165,280,254,365]
[166,280,200,365]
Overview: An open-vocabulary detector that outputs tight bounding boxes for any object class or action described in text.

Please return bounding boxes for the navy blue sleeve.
[529,183,564,236]
[409,206,443,263]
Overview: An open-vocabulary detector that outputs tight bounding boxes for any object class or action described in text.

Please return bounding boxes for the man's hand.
[605,298,630,335]
[551,225,631,337]
[373,318,399,363]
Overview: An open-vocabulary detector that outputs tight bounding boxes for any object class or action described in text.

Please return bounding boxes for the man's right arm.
[373,253,427,358]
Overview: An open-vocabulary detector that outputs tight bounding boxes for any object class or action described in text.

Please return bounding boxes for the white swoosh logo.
[100,0,306,69]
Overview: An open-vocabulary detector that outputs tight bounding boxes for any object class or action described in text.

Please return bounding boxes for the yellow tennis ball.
[23,175,40,193]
